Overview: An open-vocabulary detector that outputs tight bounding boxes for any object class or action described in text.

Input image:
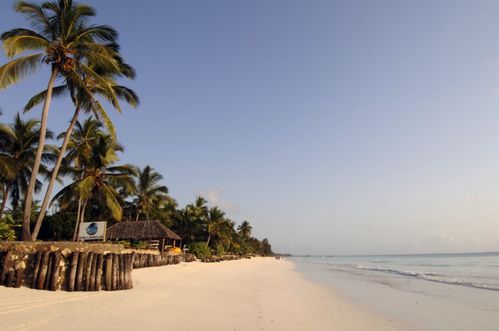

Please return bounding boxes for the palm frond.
[23,85,67,112]
[1,28,50,57]
[91,100,116,138]
[111,86,139,108]
[0,53,42,89]
[100,183,122,220]
[14,2,54,38]
[69,25,118,45]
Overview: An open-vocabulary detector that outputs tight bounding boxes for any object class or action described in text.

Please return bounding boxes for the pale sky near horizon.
[1,0,499,255]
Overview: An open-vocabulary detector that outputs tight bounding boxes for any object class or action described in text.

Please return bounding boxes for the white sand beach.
[0,257,405,331]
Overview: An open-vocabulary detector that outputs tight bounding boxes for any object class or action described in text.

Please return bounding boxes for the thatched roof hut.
[107,221,181,251]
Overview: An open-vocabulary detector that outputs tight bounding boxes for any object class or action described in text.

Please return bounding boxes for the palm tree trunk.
[72,197,83,241]
[207,234,211,246]
[0,185,9,220]
[31,105,81,240]
[21,68,59,241]
[75,199,88,242]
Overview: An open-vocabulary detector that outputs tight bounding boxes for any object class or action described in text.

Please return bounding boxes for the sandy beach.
[0,257,405,331]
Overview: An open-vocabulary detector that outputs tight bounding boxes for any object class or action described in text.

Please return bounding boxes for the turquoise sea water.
[294,252,499,291]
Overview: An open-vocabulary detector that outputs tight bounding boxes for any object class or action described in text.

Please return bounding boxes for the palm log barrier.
[201,254,243,263]
[0,246,203,292]
[132,252,181,269]
[0,249,133,291]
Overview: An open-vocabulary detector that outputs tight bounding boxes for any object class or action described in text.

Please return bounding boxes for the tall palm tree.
[52,134,134,240]
[132,165,169,221]
[51,117,102,238]
[60,117,104,170]
[238,220,252,240]
[0,122,16,214]
[172,197,209,244]
[205,206,226,246]
[0,121,17,181]
[28,59,138,240]
[187,196,209,221]
[0,114,55,220]
[0,0,123,240]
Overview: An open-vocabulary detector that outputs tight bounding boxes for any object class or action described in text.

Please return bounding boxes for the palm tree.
[28,59,138,240]
[52,134,135,240]
[132,165,169,221]
[50,117,102,238]
[60,117,104,170]
[238,220,252,240]
[205,206,226,246]
[187,196,209,221]
[1,0,123,240]
[0,114,55,220]
[0,122,17,182]
[172,197,209,244]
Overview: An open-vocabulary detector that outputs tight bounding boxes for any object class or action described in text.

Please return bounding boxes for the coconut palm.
[216,218,237,250]
[59,117,104,171]
[0,114,55,220]
[205,206,226,246]
[187,196,209,221]
[172,197,209,244]
[237,220,252,240]
[28,59,138,240]
[0,0,123,239]
[0,122,17,181]
[132,165,169,221]
[50,117,102,238]
[52,134,134,240]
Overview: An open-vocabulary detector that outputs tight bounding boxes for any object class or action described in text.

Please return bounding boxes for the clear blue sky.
[2,0,499,254]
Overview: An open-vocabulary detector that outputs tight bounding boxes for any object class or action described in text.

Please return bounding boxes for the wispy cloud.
[196,188,239,213]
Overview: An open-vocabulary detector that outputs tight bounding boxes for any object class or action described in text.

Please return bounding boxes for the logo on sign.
[86,222,99,235]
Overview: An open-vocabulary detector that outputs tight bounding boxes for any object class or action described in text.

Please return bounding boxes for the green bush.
[215,243,225,256]
[0,215,17,241]
[131,240,148,249]
[116,240,131,248]
[188,242,211,260]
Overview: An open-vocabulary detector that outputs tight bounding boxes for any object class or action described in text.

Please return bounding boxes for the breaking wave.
[355,265,499,291]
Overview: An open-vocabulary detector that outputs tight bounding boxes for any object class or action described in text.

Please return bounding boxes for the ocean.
[295,252,499,291]
[293,252,499,331]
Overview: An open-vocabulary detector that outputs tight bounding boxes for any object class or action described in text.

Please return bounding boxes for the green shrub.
[116,240,131,248]
[0,215,17,241]
[215,243,225,256]
[131,240,148,249]
[188,242,211,260]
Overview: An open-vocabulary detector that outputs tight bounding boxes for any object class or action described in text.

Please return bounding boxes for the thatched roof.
[106,221,181,241]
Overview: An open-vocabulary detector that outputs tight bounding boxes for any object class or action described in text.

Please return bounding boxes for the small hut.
[106,221,182,252]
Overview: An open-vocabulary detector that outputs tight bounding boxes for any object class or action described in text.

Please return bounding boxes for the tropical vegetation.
[0,0,273,258]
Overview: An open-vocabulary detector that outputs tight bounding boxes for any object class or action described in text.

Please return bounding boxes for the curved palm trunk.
[21,68,58,241]
[72,197,83,241]
[206,234,211,246]
[31,105,81,240]
[0,185,10,220]
[73,200,87,241]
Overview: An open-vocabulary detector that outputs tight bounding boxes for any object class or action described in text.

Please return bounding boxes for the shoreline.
[293,257,499,331]
[0,257,405,330]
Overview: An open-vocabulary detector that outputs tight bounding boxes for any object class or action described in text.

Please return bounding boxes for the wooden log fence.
[201,254,243,263]
[0,248,198,292]
[132,253,181,269]
[0,249,134,292]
